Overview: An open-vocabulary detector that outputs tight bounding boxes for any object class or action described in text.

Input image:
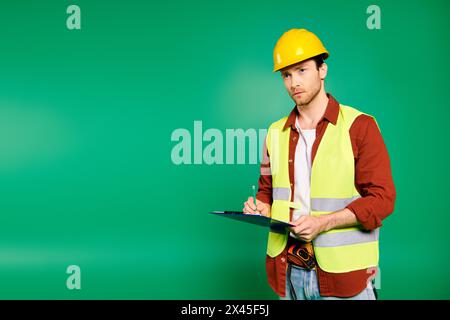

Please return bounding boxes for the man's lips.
[293,91,304,96]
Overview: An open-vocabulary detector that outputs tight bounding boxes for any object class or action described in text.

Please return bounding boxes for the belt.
[286,236,316,270]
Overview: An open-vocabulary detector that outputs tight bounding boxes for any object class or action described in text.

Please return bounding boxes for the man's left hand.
[290,215,329,242]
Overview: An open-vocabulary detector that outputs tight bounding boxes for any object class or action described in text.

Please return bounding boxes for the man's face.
[280,59,327,107]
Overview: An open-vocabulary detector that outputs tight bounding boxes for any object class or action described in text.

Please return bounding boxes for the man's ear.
[319,63,328,80]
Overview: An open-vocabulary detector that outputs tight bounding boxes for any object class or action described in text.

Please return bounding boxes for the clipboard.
[210,211,294,234]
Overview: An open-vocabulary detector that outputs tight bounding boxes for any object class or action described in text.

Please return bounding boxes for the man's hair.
[310,54,326,70]
[280,54,327,75]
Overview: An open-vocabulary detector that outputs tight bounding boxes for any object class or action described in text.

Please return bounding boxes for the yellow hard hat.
[273,28,329,72]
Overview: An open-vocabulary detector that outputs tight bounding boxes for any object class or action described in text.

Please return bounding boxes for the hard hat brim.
[273,51,329,73]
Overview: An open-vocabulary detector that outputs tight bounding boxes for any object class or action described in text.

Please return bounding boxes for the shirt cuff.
[346,200,382,231]
[256,192,272,205]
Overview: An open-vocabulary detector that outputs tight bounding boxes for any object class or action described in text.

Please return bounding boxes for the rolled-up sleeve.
[346,115,396,230]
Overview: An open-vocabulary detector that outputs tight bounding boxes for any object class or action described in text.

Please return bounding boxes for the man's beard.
[295,81,322,107]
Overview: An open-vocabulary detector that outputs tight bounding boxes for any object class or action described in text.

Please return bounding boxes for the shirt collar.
[283,93,340,130]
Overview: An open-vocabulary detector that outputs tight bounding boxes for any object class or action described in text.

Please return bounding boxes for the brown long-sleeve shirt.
[256,94,396,298]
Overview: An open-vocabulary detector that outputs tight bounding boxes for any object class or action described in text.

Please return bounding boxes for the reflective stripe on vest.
[273,188,290,201]
[265,104,380,273]
[314,228,379,247]
[311,196,361,212]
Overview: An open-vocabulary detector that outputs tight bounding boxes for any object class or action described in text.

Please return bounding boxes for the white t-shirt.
[290,115,316,237]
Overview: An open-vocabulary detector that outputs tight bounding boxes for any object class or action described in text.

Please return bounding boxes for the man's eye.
[300,68,306,73]
[283,74,290,78]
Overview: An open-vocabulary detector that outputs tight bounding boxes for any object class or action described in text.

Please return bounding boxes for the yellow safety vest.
[266,104,379,273]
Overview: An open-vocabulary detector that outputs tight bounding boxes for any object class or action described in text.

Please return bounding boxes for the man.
[243,28,396,300]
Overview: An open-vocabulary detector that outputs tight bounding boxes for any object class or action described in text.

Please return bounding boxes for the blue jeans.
[280,264,377,300]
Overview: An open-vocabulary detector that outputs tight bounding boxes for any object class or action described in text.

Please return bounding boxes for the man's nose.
[290,73,302,89]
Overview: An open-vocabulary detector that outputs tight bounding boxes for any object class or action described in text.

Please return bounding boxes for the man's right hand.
[243,197,271,217]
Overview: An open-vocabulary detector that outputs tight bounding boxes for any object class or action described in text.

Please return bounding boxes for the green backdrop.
[0,0,448,299]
